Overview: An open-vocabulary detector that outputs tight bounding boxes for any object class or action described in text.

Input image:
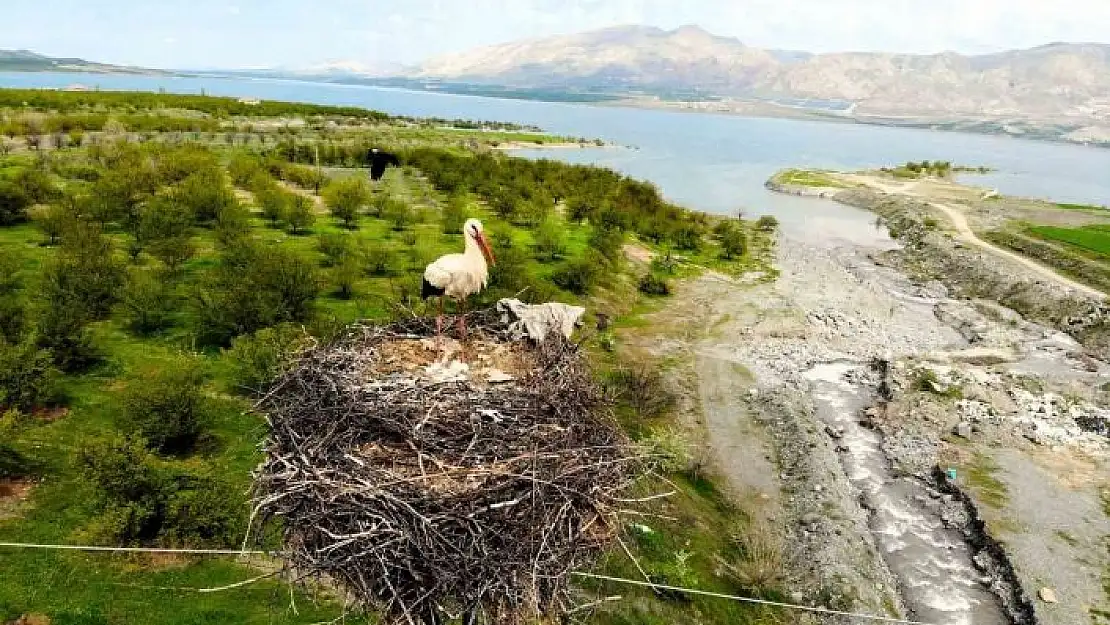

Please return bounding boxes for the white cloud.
[163,36,178,45]
[227,5,241,15]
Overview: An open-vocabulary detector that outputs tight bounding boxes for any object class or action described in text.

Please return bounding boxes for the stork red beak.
[476,232,495,266]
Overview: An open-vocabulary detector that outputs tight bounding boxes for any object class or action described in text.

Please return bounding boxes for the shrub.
[317,231,356,268]
[137,196,195,269]
[0,181,31,225]
[172,168,237,225]
[227,153,265,187]
[323,176,371,229]
[119,269,176,335]
[193,242,320,346]
[224,323,309,395]
[441,192,468,234]
[719,522,785,594]
[638,273,672,296]
[118,357,211,454]
[551,252,606,295]
[0,339,62,413]
[605,365,675,419]
[14,167,60,204]
[285,194,315,234]
[255,185,289,227]
[533,216,567,262]
[78,434,244,545]
[718,223,747,260]
[488,227,530,292]
[380,197,414,231]
[755,215,779,232]
[589,226,624,263]
[331,257,360,299]
[362,242,394,276]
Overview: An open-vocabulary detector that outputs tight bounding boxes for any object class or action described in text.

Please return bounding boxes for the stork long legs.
[435,296,445,349]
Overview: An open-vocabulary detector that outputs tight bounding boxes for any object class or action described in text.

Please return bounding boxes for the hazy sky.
[5,0,1110,69]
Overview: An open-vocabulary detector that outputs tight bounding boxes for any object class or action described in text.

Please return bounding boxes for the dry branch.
[253,310,640,624]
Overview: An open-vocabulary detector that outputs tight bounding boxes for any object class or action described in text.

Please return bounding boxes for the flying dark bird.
[368,148,400,181]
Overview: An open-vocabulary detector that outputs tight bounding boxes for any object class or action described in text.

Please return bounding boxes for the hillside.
[414,25,1110,120]
[0,49,167,74]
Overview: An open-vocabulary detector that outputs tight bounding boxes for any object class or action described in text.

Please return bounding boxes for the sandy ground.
[633,211,1110,623]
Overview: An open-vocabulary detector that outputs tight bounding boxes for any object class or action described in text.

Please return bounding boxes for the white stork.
[422,218,496,341]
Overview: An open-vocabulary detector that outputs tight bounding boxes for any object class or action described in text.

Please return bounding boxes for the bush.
[317,231,356,268]
[118,357,211,454]
[488,226,530,292]
[533,216,567,262]
[719,522,785,594]
[441,192,468,234]
[362,242,394,276]
[119,269,176,335]
[286,194,315,234]
[255,185,289,227]
[224,323,309,395]
[589,226,624,263]
[331,257,360,299]
[552,251,607,295]
[755,215,779,232]
[0,180,31,225]
[605,365,675,419]
[718,223,747,260]
[323,176,371,229]
[172,168,237,225]
[380,197,414,231]
[193,242,320,346]
[137,196,195,269]
[0,339,62,413]
[78,434,244,545]
[638,273,672,296]
[227,153,265,187]
[0,250,25,344]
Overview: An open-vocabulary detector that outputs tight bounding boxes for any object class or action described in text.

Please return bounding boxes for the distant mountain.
[413,25,1110,121]
[0,49,168,75]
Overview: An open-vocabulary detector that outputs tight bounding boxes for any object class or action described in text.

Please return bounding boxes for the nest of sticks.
[252,310,641,624]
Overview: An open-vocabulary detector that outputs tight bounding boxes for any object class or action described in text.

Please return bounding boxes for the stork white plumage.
[422,218,496,342]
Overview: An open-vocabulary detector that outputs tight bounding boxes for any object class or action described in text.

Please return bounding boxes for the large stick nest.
[253,310,640,624]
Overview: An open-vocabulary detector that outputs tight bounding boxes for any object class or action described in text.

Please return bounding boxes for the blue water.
[4,71,1110,216]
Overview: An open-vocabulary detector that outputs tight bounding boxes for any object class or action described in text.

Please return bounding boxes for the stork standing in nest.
[422,218,496,343]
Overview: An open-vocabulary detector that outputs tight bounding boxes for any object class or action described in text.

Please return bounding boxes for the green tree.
[380,197,414,231]
[331,256,361,299]
[223,324,308,395]
[119,269,176,335]
[193,242,320,346]
[118,357,210,455]
[137,196,195,269]
[317,232,356,268]
[0,250,25,344]
[323,176,370,229]
[0,339,62,413]
[173,168,237,226]
[441,192,468,234]
[719,223,747,260]
[533,215,567,262]
[0,181,30,225]
[551,251,608,295]
[755,215,779,232]
[256,185,289,227]
[286,194,315,234]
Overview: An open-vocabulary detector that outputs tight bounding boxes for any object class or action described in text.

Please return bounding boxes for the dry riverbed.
[626,184,1110,624]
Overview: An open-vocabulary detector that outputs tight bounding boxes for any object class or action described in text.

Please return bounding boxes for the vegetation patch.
[771,168,849,188]
[0,88,773,624]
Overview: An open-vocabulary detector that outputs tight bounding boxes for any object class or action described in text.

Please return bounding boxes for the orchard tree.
[286,194,315,235]
[323,177,370,229]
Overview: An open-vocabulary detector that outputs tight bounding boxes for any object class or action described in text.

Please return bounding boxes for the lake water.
[5,71,1110,223]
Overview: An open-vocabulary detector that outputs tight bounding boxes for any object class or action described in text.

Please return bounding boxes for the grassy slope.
[0,95,779,624]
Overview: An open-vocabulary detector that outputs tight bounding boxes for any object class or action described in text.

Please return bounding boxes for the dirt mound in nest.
[252,310,640,625]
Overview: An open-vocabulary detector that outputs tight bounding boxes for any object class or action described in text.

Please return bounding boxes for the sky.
[4,0,1110,70]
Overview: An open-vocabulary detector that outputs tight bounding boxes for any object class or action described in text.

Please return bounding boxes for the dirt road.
[842,174,1107,300]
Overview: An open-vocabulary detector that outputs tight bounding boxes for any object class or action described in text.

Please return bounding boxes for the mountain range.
[0,49,166,75]
[412,25,1110,123]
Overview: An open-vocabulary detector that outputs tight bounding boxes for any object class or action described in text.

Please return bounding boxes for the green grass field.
[0,90,779,625]
[1027,224,1110,259]
[770,168,849,189]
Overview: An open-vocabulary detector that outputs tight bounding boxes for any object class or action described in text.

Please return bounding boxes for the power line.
[572,572,940,625]
[0,542,941,625]
[0,542,269,555]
